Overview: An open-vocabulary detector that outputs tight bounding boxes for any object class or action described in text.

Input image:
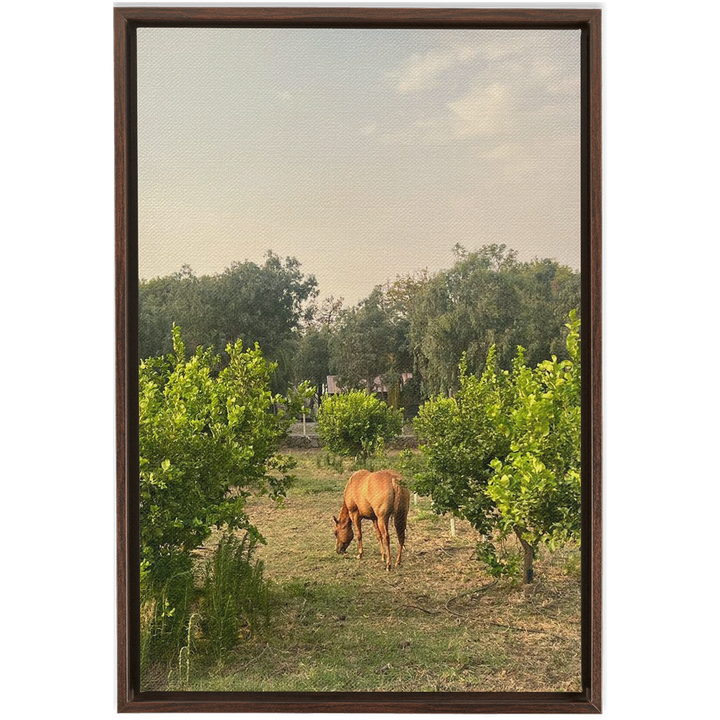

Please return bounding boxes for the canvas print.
[136,27,582,693]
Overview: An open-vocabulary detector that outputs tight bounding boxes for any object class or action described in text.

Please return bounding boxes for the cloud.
[381,31,580,151]
[448,82,512,138]
[385,35,538,95]
[387,45,482,93]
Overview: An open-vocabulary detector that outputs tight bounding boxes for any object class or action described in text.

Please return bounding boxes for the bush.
[139,326,298,586]
[414,312,581,583]
[397,448,428,485]
[317,391,403,463]
[139,326,307,674]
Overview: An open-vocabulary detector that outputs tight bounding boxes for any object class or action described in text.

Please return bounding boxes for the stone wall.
[280,434,321,449]
[279,434,418,450]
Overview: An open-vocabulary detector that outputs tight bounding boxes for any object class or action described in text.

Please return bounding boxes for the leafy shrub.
[317,391,403,463]
[139,326,299,585]
[139,327,307,672]
[315,450,346,474]
[414,312,581,583]
[476,540,522,581]
[397,449,427,485]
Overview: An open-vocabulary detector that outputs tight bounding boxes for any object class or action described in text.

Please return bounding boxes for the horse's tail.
[391,474,410,529]
[390,474,409,554]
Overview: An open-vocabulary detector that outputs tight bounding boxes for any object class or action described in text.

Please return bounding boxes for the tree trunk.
[388,380,401,409]
[514,527,534,584]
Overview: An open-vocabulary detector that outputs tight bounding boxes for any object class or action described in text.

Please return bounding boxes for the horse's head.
[333,514,353,554]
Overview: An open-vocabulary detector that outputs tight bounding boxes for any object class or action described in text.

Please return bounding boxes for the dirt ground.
[174,452,583,693]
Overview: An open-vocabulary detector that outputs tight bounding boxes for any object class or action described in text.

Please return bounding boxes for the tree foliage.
[292,327,331,406]
[139,326,300,586]
[413,312,581,582]
[408,245,580,396]
[316,390,403,463]
[139,253,318,370]
[329,287,412,395]
[139,246,578,408]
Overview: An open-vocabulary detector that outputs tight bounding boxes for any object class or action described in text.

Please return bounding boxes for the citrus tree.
[316,390,403,463]
[413,312,581,583]
[139,326,303,587]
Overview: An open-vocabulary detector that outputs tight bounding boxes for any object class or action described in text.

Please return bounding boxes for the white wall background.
[3,1,718,717]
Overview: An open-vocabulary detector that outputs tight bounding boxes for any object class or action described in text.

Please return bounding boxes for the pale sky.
[137,28,581,304]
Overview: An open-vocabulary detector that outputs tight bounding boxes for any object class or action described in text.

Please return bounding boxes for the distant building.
[325,373,413,398]
[325,375,343,395]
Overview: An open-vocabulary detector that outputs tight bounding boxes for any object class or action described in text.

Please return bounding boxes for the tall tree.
[194,252,317,358]
[408,245,580,397]
[293,326,332,406]
[329,286,412,396]
[291,295,344,405]
[138,252,318,390]
[139,265,202,359]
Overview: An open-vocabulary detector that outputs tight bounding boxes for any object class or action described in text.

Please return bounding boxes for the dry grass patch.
[156,449,581,692]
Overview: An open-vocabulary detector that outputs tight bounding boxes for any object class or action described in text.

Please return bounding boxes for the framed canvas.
[115,6,601,713]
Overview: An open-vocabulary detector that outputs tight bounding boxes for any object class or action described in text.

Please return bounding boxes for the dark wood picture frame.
[115,6,601,713]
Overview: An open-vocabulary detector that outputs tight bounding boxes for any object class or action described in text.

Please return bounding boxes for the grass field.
[146,449,581,692]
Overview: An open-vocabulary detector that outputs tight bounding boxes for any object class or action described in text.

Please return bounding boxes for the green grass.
[144,448,581,693]
[284,451,347,495]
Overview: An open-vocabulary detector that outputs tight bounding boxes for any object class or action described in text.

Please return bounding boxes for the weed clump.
[140,531,270,688]
[200,533,270,657]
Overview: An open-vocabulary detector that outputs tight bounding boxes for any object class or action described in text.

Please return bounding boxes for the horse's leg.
[379,515,392,571]
[351,513,364,559]
[372,519,385,563]
[394,510,407,567]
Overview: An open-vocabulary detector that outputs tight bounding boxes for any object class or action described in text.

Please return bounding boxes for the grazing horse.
[333,470,410,571]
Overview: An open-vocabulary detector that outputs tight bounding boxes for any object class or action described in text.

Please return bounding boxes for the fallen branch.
[402,604,439,615]
[444,581,498,618]
[487,621,570,641]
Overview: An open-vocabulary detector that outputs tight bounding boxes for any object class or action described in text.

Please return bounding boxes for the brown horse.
[333,470,410,571]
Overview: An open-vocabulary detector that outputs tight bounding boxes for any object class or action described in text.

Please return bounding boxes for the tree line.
[140,244,580,407]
